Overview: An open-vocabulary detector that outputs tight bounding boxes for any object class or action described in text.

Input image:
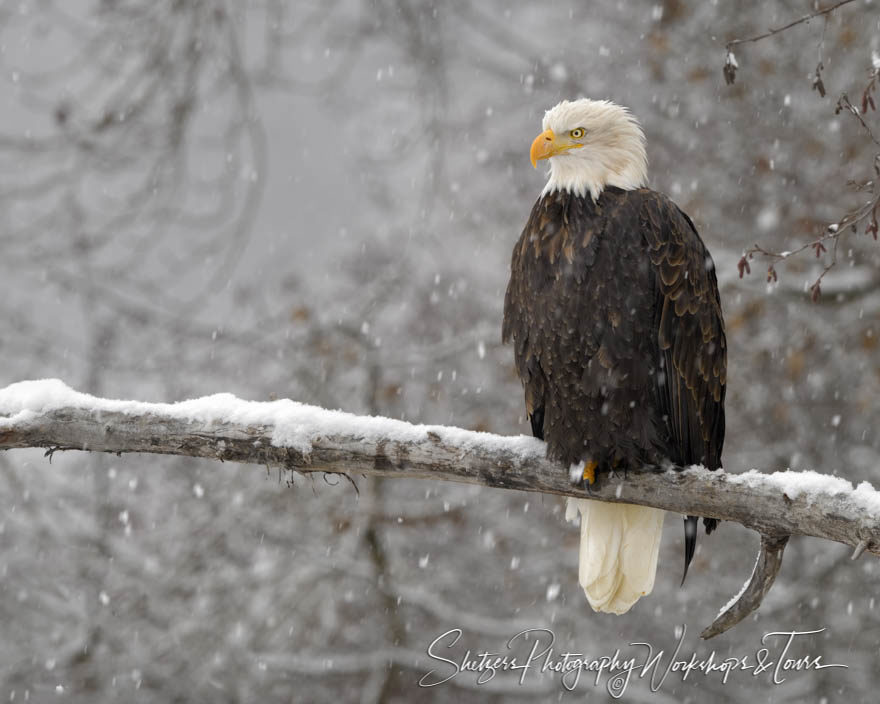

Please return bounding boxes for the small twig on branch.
[1,379,879,638]
[836,91,880,148]
[737,179,879,300]
[851,538,869,560]
[812,16,829,97]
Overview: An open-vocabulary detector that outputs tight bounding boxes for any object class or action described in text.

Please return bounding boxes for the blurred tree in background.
[0,1,878,701]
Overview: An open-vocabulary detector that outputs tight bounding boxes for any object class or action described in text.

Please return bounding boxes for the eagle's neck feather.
[541,132,648,201]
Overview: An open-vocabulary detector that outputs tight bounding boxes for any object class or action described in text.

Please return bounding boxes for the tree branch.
[733,83,880,300]
[700,534,789,639]
[721,0,859,100]
[2,380,879,638]
[724,0,859,53]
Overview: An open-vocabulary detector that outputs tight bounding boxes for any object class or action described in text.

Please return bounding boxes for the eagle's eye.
[570,128,586,139]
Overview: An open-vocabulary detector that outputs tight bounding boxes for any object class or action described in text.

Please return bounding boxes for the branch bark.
[2,380,878,638]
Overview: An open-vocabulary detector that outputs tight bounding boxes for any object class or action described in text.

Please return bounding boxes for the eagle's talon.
[582,459,598,486]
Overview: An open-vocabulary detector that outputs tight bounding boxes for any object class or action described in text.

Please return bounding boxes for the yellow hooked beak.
[530,128,584,168]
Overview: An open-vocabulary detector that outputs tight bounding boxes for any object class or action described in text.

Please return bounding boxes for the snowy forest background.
[1,1,879,702]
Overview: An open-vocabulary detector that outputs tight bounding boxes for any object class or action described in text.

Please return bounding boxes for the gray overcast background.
[1,1,879,702]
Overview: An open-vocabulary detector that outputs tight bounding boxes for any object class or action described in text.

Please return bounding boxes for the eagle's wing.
[641,193,727,584]
[641,192,726,574]
[641,193,726,473]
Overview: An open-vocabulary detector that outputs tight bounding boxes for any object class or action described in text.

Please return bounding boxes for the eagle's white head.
[531,98,648,201]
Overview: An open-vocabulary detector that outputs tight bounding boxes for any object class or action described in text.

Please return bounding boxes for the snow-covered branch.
[1,380,879,638]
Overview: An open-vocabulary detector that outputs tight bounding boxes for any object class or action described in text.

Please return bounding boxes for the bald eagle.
[502,99,726,614]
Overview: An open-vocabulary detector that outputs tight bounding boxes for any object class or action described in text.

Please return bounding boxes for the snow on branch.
[2,379,879,638]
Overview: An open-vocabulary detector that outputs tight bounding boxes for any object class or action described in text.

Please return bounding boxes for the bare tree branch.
[1,380,879,639]
[735,87,880,300]
[737,171,880,301]
[725,0,859,54]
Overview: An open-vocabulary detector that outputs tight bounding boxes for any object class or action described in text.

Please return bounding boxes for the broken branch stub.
[701,534,790,639]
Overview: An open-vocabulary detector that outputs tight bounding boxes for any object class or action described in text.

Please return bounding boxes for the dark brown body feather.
[502,187,726,556]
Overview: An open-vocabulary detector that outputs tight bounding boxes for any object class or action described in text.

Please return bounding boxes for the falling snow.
[1,3,878,701]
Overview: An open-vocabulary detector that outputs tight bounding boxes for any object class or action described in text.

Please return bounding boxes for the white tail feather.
[566,498,665,614]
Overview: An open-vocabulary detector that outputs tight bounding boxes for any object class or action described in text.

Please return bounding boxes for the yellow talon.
[582,460,598,485]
